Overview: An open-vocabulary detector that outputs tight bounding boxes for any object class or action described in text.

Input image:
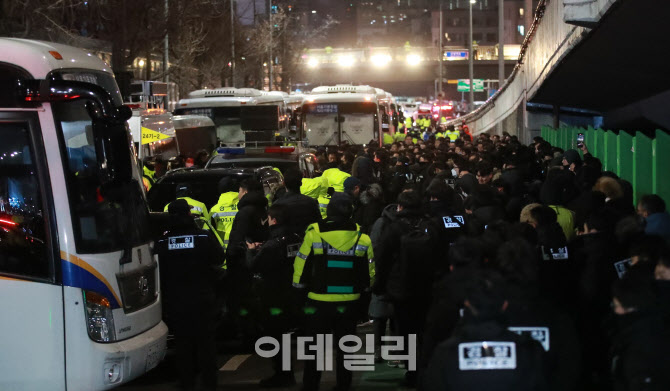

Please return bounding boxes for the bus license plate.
[145,342,164,371]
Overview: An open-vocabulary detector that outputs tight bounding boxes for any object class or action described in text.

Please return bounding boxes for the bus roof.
[188,87,263,98]
[303,93,378,105]
[310,85,377,95]
[177,94,285,109]
[0,38,112,79]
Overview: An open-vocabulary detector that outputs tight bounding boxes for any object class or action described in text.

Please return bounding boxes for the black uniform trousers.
[302,299,359,391]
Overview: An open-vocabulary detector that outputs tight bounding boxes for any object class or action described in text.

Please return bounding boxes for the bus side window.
[0,122,49,279]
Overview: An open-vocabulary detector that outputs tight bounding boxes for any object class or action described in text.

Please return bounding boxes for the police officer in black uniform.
[247,203,303,388]
[155,199,225,391]
[423,270,547,391]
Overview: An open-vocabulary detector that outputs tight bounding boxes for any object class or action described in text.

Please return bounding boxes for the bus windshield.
[50,71,151,254]
[302,102,378,146]
[175,107,244,144]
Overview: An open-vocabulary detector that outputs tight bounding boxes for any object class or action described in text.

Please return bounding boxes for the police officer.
[273,168,321,237]
[142,157,156,191]
[445,125,460,143]
[164,183,211,222]
[248,203,303,388]
[226,178,269,325]
[155,199,224,391]
[293,193,374,391]
[383,129,394,145]
[210,177,240,251]
[422,270,547,391]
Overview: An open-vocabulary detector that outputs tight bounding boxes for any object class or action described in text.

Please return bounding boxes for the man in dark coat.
[273,168,321,237]
[226,178,269,329]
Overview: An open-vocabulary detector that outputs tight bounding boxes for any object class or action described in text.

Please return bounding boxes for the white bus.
[174,87,288,146]
[301,85,382,147]
[0,39,167,390]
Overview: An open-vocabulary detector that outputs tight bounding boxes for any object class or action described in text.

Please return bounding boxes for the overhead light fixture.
[370,54,392,67]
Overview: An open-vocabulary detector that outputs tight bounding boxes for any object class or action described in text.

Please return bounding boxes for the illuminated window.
[518,25,525,36]
[519,8,524,16]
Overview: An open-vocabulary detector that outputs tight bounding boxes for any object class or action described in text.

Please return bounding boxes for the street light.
[338,56,355,68]
[370,54,392,68]
[307,58,319,68]
[406,54,421,66]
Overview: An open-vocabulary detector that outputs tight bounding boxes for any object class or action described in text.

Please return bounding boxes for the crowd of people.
[157,125,670,391]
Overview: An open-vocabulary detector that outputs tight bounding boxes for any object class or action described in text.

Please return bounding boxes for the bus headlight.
[83,290,116,342]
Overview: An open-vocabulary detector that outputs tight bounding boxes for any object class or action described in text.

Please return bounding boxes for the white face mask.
[452,168,459,178]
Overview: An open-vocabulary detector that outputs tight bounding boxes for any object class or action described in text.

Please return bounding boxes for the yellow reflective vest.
[209,192,240,249]
[293,222,374,302]
[321,168,351,193]
[301,177,323,200]
[383,133,394,145]
[445,130,460,142]
[164,197,210,222]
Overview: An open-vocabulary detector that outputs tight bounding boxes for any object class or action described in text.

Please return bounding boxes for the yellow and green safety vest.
[164,196,210,222]
[209,192,240,250]
[293,222,374,302]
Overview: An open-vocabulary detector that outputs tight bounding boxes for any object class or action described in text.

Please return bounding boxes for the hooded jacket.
[293,218,374,302]
[354,183,385,234]
[273,190,321,237]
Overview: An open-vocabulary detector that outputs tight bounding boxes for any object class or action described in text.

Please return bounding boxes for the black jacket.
[505,284,581,391]
[155,217,225,335]
[373,208,439,300]
[226,191,269,273]
[611,309,670,391]
[354,184,385,234]
[273,190,321,237]
[422,316,547,391]
[248,224,303,312]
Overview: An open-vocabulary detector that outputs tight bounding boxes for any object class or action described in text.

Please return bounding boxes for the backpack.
[388,217,441,300]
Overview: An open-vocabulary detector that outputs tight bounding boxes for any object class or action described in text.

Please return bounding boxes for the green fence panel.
[617,131,634,180]
[653,130,670,207]
[633,134,653,205]
[586,127,596,153]
[593,129,605,159]
[604,131,617,172]
[541,126,547,141]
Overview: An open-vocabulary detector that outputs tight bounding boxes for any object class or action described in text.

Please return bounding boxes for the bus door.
[0,109,66,390]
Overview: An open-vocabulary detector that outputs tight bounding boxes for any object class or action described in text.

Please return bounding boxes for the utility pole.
[468,0,474,110]
[438,0,443,99]
[230,0,235,87]
[164,0,169,83]
[498,0,504,133]
[268,0,273,90]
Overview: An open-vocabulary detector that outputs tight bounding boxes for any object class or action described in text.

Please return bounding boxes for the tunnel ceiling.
[531,0,670,112]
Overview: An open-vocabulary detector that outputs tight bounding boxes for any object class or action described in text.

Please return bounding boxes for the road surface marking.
[220,354,252,371]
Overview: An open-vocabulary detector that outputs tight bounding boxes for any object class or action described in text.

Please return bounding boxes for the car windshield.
[50,71,151,254]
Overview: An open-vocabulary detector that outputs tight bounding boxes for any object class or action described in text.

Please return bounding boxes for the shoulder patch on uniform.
[614,258,632,279]
[458,341,517,370]
[168,235,195,250]
[508,327,550,352]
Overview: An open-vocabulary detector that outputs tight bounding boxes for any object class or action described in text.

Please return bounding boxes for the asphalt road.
[119,323,410,391]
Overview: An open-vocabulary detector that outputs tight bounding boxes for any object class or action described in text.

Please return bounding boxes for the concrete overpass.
[448,0,670,141]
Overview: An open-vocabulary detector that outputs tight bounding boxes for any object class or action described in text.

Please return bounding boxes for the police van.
[0,38,168,390]
[175,87,289,147]
[301,85,383,147]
